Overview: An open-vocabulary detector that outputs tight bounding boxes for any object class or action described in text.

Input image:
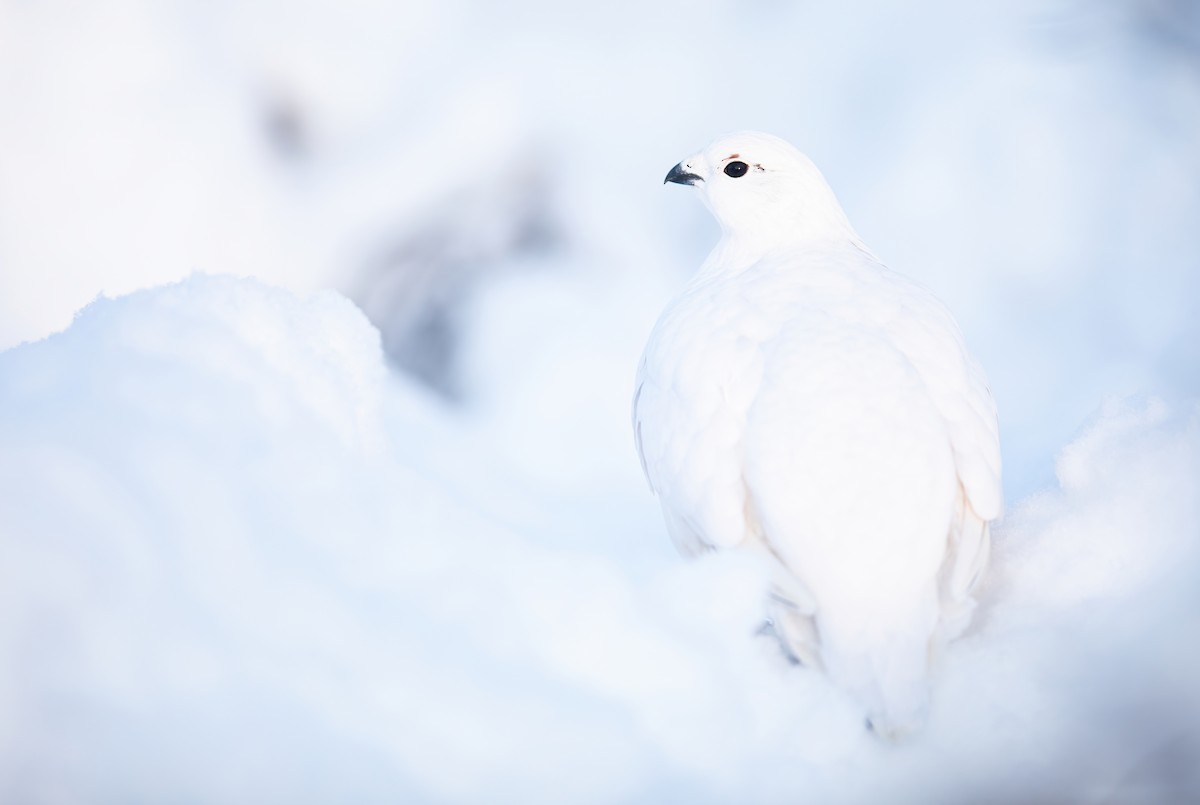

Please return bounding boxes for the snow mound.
[920,397,1200,802]
[1,277,1197,802]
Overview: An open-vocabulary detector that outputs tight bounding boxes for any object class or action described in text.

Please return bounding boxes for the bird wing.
[632,367,716,557]
[871,270,1001,621]
[631,373,654,493]
[949,498,990,600]
[875,270,1003,524]
[936,484,992,643]
[635,351,820,610]
[632,298,765,555]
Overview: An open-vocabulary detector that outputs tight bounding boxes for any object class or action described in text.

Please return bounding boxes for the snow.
[2,277,1198,802]
[1,0,1199,800]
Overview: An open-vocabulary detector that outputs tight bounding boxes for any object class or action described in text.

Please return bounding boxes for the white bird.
[633,132,1001,737]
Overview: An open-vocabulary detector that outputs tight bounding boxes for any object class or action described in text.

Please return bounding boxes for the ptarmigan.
[633,132,1001,737]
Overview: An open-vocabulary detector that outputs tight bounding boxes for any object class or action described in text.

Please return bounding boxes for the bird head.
[664,131,858,254]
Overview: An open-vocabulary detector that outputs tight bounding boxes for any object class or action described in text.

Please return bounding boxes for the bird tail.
[821,603,938,741]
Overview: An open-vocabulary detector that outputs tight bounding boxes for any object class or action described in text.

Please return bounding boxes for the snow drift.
[1,277,1196,802]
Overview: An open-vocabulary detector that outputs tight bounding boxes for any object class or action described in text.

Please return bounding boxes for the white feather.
[634,132,1001,737]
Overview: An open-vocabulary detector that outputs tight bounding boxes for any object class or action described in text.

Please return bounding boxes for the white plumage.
[634,132,1001,737]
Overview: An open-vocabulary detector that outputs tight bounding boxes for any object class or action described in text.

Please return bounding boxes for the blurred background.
[2,0,1197,499]
[2,0,1199,801]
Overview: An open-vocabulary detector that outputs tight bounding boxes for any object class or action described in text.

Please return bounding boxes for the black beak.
[664,162,702,186]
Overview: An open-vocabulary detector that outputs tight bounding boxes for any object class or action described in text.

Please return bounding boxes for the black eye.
[724,160,749,178]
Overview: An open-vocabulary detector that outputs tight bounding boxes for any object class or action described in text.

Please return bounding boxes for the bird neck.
[701,217,868,278]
